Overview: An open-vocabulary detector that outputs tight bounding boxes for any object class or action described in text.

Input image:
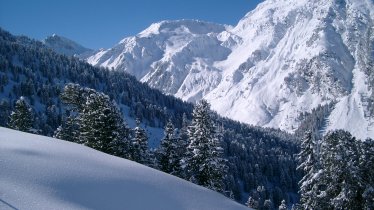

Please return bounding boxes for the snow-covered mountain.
[43,34,93,57]
[85,0,374,139]
[0,127,248,210]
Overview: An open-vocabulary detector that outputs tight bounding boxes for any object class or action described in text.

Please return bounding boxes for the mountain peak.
[137,19,228,38]
[85,0,374,139]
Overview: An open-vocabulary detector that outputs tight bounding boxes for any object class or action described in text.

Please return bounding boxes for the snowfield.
[83,0,374,139]
[0,127,248,210]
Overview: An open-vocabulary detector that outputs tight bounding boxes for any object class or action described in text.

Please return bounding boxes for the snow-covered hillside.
[84,0,374,139]
[43,34,93,57]
[86,19,229,102]
[0,127,248,210]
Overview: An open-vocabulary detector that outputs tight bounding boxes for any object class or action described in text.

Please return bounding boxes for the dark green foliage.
[8,96,33,132]
[297,131,320,209]
[56,84,131,158]
[0,99,10,126]
[298,130,372,210]
[158,120,182,176]
[79,92,130,157]
[359,138,374,209]
[53,115,79,142]
[320,130,362,209]
[295,103,335,139]
[186,100,227,193]
[130,119,150,164]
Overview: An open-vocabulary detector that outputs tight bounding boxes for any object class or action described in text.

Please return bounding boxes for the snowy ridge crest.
[85,0,374,139]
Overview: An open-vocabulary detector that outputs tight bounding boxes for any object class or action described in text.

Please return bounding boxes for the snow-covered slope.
[86,19,230,102]
[0,127,247,210]
[85,0,374,139]
[43,34,93,57]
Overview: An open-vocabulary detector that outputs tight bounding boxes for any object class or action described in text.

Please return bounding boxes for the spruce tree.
[245,196,258,209]
[320,130,363,209]
[79,91,130,157]
[185,100,227,192]
[60,83,91,112]
[263,199,273,210]
[278,200,287,210]
[9,96,33,132]
[158,119,181,176]
[131,119,150,165]
[359,138,374,209]
[57,83,94,143]
[297,130,321,209]
[177,113,189,178]
[53,114,80,142]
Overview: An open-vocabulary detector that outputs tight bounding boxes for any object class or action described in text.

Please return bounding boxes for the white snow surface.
[43,34,93,57]
[85,0,374,139]
[0,127,248,210]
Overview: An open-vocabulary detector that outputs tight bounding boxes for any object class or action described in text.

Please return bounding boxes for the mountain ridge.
[62,0,373,139]
[43,34,94,57]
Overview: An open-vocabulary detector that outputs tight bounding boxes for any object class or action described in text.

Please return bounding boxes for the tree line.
[0,27,301,208]
[8,85,228,193]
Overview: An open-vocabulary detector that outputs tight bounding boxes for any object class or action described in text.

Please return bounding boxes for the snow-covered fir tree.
[9,96,33,132]
[131,119,150,165]
[54,114,79,143]
[56,83,94,143]
[297,130,321,209]
[158,119,182,176]
[245,196,258,209]
[320,130,363,209]
[78,89,130,157]
[359,138,374,209]
[185,100,227,192]
[60,83,90,112]
[263,199,273,210]
[177,113,189,178]
[278,200,287,210]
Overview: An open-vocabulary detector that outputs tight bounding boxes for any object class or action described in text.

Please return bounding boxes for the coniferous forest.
[1,27,373,210]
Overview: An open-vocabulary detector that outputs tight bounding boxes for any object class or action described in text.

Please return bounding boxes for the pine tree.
[245,196,258,209]
[158,119,181,176]
[0,99,11,127]
[9,96,33,132]
[278,200,287,210]
[57,83,94,142]
[53,114,79,142]
[79,91,130,157]
[60,83,91,112]
[263,199,273,210]
[179,113,189,146]
[131,119,150,165]
[177,113,189,178]
[297,130,321,209]
[359,138,374,209]
[185,100,227,192]
[320,130,363,209]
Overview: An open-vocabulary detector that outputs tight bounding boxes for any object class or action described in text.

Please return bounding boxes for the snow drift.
[0,127,247,210]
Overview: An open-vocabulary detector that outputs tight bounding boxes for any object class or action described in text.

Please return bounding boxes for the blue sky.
[0,0,263,49]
